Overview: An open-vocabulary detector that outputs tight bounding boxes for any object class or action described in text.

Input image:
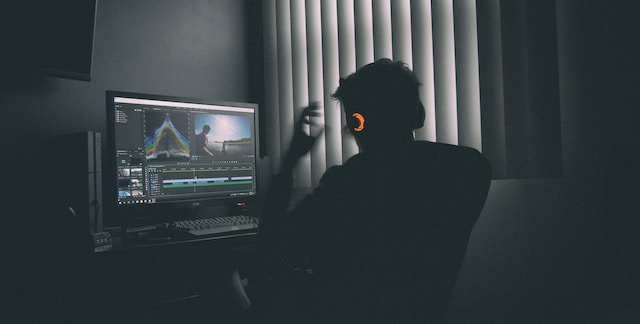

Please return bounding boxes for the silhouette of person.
[194,125,214,156]
[258,59,492,322]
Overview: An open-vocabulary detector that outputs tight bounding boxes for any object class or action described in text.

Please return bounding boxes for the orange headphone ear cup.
[350,112,366,132]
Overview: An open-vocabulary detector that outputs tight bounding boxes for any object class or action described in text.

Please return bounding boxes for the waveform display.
[163,177,253,189]
[145,113,190,160]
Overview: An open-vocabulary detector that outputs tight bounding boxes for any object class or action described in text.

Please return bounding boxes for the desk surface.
[94,225,259,252]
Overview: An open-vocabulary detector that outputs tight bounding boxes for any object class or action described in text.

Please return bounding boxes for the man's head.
[202,125,211,134]
[331,59,424,150]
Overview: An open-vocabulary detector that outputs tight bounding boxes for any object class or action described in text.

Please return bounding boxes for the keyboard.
[171,215,259,237]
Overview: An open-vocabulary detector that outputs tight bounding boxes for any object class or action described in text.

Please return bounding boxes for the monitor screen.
[105,91,259,227]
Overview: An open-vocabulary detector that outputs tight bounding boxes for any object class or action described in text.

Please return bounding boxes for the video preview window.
[192,113,253,160]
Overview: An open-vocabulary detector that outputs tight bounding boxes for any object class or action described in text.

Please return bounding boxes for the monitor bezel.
[104,90,260,228]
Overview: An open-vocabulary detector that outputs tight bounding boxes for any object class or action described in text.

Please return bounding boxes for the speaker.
[42,131,103,234]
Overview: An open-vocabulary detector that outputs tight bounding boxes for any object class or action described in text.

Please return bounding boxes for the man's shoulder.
[317,164,350,184]
[414,141,487,162]
[319,141,490,184]
[413,140,478,154]
[406,141,491,180]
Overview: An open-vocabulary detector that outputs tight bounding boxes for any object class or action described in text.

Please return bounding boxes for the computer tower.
[42,131,103,234]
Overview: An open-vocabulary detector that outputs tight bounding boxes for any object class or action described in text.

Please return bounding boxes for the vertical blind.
[263,0,483,187]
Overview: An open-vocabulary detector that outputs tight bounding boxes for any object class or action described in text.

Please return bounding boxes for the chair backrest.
[310,142,492,322]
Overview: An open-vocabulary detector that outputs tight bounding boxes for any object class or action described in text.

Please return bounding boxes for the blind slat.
[264,0,281,172]
[291,0,312,187]
[411,0,436,141]
[391,0,412,65]
[354,0,374,68]
[321,0,342,169]
[276,0,294,162]
[306,0,327,186]
[432,0,458,145]
[477,0,507,173]
[337,0,359,162]
[454,0,482,151]
[372,0,392,60]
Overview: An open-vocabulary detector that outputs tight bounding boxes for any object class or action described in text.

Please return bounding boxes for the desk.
[6,224,258,323]
[89,233,258,323]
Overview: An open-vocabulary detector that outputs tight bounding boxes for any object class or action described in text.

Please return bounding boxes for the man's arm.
[261,104,322,234]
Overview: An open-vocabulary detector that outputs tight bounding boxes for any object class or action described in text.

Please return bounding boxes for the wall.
[450,0,640,322]
[0,0,254,148]
[1,1,257,321]
[0,0,259,218]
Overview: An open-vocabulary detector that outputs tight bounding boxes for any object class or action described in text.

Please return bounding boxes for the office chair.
[231,148,491,323]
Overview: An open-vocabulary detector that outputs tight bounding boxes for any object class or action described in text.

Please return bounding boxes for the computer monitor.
[104,91,259,228]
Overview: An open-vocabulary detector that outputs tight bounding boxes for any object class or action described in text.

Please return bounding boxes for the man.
[195,125,214,157]
[260,59,491,322]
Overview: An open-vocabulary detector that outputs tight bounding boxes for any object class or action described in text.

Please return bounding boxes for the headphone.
[350,113,366,132]
[347,101,425,134]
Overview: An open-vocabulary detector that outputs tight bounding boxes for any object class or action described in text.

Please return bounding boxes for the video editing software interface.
[111,94,258,210]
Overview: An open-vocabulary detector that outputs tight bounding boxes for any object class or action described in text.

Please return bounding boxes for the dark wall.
[1,1,257,321]
[0,0,255,148]
[0,0,260,219]
[450,0,640,322]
